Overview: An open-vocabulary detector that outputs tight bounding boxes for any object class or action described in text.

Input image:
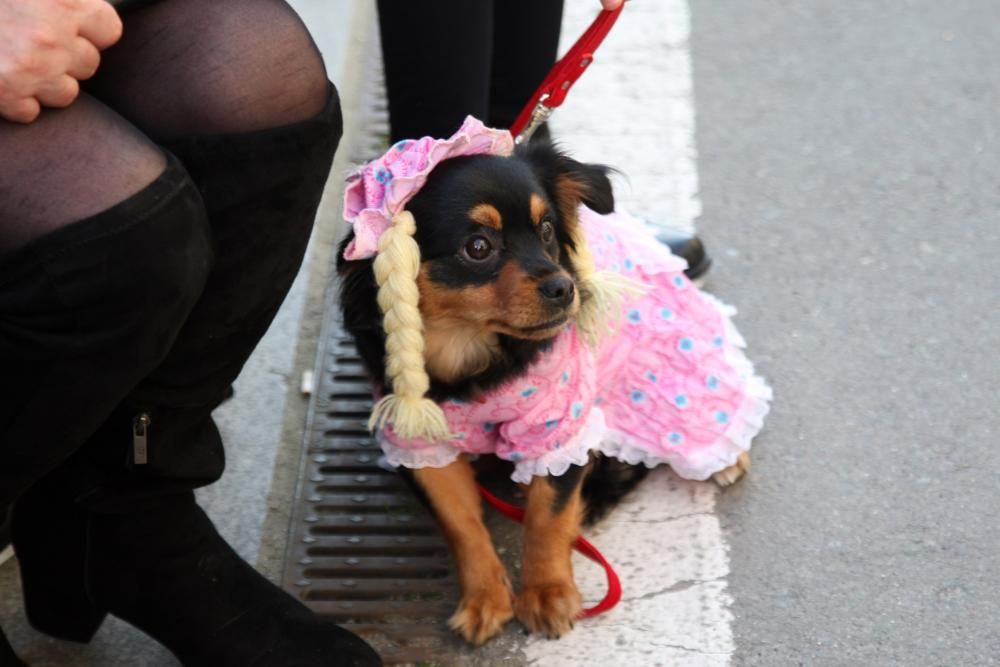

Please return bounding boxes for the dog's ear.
[517,140,615,219]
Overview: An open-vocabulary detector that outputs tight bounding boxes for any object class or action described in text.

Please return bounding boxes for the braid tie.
[568,223,648,348]
[369,211,453,442]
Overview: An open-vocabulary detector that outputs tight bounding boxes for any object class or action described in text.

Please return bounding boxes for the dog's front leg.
[413,457,513,645]
[516,465,587,638]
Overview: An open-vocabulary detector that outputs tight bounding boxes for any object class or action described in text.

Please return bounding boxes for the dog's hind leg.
[412,457,513,645]
[713,451,752,487]
[515,465,587,638]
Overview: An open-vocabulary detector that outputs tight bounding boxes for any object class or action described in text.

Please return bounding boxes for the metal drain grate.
[282,20,466,664]
[282,314,460,664]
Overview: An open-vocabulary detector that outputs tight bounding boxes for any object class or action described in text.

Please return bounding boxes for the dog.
[337,136,761,645]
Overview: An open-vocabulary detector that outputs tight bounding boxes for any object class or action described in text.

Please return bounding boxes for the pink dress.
[378,206,772,483]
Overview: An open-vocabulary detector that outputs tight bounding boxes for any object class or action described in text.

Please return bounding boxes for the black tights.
[377,0,565,142]
[0,0,328,255]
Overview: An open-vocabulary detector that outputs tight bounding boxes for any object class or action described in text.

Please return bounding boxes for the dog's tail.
[581,453,650,525]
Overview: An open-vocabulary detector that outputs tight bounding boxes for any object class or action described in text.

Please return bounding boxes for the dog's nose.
[538,276,575,307]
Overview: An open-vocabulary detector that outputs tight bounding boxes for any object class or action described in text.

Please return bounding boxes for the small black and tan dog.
[337,141,747,644]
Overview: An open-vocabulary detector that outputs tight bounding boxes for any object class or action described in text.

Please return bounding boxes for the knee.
[255,4,331,124]
[212,0,334,131]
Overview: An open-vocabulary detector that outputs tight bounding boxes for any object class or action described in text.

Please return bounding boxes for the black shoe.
[13,479,381,667]
[654,227,712,281]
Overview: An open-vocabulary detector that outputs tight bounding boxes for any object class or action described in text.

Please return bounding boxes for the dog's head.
[402,142,613,379]
[338,141,614,387]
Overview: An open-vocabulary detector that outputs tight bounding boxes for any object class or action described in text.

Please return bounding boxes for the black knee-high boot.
[0,154,213,508]
[10,87,381,666]
[0,152,213,667]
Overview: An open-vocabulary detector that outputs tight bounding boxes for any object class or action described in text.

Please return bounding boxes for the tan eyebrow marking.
[530,193,547,225]
[468,203,503,230]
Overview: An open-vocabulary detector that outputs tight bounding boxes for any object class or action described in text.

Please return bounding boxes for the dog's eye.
[539,219,555,245]
[463,236,494,261]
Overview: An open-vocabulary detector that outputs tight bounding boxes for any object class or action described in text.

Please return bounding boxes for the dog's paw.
[448,583,514,645]
[713,451,751,487]
[515,580,583,639]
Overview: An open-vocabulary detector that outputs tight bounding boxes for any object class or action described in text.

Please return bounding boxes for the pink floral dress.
[378,206,772,483]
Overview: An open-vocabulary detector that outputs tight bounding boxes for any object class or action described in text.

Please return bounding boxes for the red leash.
[477,485,622,619]
[511,4,625,142]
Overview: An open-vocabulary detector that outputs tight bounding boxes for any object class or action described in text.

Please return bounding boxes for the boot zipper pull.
[133,413,151,465]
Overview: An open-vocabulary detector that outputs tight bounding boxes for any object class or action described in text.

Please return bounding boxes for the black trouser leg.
[489,0,565,131]
[378,0,563,141]
[378,0,495,141]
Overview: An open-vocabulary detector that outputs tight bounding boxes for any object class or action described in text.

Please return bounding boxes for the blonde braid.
[568,223,648,348]
[368,210,453,442]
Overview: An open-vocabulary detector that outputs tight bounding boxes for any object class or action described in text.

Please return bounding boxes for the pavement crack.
[616,510,715,525]
[649,642,730,656]
[622,575,726,602]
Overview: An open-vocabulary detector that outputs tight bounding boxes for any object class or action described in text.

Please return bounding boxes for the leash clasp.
[514,95,554,144]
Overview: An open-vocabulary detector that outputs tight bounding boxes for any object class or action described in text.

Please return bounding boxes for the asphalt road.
[690,1,1000,665]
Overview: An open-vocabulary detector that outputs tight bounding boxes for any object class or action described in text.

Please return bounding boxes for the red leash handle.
[510,4,625,141]
[477,485,622,619]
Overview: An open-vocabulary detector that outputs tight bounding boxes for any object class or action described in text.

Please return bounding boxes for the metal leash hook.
[514,95,554,145]
[512,4,625,142]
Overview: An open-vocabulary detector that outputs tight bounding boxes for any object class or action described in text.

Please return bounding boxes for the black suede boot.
[10,87,381,666]
[13,475,380,667]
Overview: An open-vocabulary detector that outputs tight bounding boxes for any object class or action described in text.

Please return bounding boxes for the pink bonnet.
[341,116,515,261]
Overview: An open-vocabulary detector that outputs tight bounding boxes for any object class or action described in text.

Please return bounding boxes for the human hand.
[601,0,624,10]
[0,0,123,123]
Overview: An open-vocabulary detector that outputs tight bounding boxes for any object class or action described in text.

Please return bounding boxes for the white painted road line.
[552,0,702,234]
[530,2,735,665]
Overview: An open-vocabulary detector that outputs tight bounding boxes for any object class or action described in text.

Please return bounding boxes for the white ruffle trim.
[376,434,461,471]
[509,408,610,484]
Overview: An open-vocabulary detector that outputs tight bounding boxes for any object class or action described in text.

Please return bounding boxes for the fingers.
[601,0,624,9]
[35,73,79,108]
[77,0,123,51]
[0,96,42,124]
[65,36,101,80]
